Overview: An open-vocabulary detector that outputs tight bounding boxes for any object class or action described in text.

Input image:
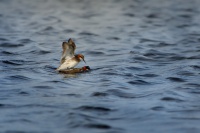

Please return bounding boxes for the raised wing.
[60,38,76,64]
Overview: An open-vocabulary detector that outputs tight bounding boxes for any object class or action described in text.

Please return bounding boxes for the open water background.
[0,0,200,133]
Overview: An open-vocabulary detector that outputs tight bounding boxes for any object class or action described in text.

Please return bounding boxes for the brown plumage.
[60,38,76,64]
[56,38,86,71]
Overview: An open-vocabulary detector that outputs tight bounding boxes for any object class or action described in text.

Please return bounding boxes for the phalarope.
[56,38,85,71]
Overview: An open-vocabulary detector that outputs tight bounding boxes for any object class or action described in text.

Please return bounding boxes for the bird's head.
[77,54,86,63]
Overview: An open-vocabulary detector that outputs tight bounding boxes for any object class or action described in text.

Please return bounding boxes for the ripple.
[0,103,16,108]
[6,75,31,81]
[30,47,51,54]
[101,72,119,76]
[0,37,8,41]
[185,83,200,87]
[172,117,200,120]
[79,32,99,36]
[124,13,135,17]
[75,105,112,112]
[132,55,154,61]
[2,60,21,65]
[18,91,29,96]
[5,118,34,124]
[44,65,57,72]
[137,74,158,77]
[106,36,121,40]
[86,51,105,55]
[63,29,75,33]
[151,106,165,111]
[60,93,81,97]
[106,89,136,98]
[143,49,169,57]
[126,66,146,71]
[176,24,190,28]
[190,65,200,70]
[43,26,54,31]
[187,55,200,59]
[128,80,150,85]
[168,55,187,61]
[33,85,54,89]
[179,14,191,18]
[2,60,27,66]
[0,42,24,47]
[139,38,161,43]
[18,38,33,44]
[91,92,109,97]
[181,85,200,94]
[146,13,159,18]
[177,71,195,76]
[166,77,186,82]
[161,97,184,102]
[149,42,174,47]
[84,123,111,129]
[1,51,17,55]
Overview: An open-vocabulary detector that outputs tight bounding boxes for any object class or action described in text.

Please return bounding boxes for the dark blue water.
[0,0,200,133]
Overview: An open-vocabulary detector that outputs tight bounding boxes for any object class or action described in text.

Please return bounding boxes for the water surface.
[0,0,200,133]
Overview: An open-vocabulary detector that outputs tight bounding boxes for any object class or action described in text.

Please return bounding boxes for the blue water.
[0,0,200,133]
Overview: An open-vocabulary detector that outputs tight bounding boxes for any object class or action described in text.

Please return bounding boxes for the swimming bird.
[56,38,86,71]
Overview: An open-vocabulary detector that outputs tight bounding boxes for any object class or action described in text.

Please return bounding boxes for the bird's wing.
[60,38,76,64]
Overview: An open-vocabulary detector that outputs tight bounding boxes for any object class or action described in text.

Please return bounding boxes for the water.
[0,0,200,133]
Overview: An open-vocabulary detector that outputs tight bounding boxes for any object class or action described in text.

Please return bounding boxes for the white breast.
[57,59,79,70]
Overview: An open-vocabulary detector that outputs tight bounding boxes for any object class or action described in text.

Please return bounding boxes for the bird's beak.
[82,58,86,63]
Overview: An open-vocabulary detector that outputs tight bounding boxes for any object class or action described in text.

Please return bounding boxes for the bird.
[56,38,86,71]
